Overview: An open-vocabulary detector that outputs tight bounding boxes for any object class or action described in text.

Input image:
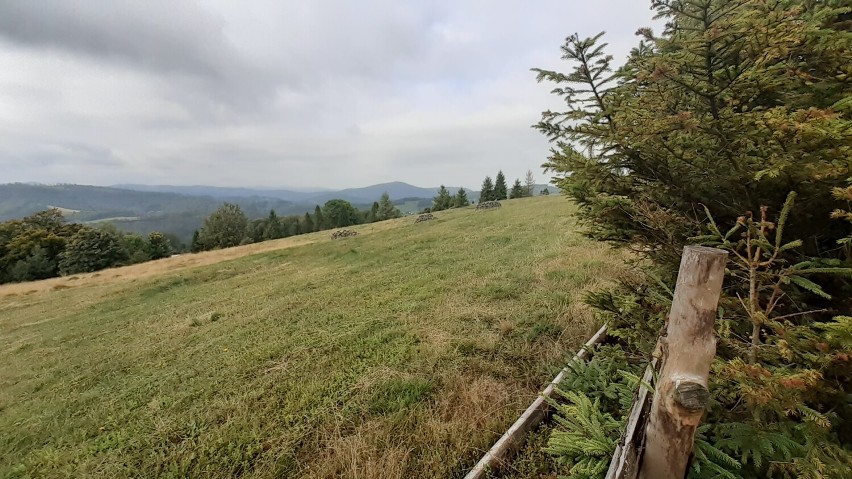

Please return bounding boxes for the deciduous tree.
[59,227,128,274]
[197,203,248,249]
[524,169,536,197]
[147,232,172,259]
[322,199,360,228]
[0,209,82,283]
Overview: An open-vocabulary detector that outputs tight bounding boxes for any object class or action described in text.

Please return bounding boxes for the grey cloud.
[0,1,237,78]
[0,1,660,189]
[0,0,285,117]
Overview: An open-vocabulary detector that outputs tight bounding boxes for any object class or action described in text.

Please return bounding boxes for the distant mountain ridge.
[0,182,476,242]
[112,181,470,204]
[110,184,322,202]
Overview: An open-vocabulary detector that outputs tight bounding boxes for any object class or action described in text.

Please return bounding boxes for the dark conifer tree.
[494,170,508,200]
[432,185,453,211]
[480,176,494,202]
[376,192,401,220]
[454,188,470,207]
[509,179,524,199]
[313,205,324,231]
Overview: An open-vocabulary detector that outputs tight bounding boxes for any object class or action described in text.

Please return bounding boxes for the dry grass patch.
[0,234,326,298]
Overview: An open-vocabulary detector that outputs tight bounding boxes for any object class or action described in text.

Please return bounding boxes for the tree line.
[1,176,552,284]
[0,209,175,283]
[0,193,404,283]
[479,169,543,202]
[429,186,470,212]
[428,170,548,213]
[190,194,401,251]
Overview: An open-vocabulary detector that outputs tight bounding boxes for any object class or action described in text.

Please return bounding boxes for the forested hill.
[0,183,221,221]
[0,184,305,241]
[1,182,551,241]
[112,181,470,205]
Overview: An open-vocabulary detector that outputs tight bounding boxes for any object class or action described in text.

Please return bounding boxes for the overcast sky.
[0,1,657,190]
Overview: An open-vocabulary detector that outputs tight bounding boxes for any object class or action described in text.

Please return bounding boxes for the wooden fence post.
[638,246,727,479]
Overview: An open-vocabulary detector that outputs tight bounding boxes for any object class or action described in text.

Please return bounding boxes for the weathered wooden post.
[638,246,727,479]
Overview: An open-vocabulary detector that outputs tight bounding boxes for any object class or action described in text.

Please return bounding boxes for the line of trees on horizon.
[480,169,544,202]
[0,193,406,284]
[190,194,402,252]
[0,176,552,284]
[427,170,550,213]
[429,186,470,212]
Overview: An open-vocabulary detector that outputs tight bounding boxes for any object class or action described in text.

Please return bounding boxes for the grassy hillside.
[0,196,623,478]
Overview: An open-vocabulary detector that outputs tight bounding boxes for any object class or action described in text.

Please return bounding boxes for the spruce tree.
[367,202,379,223]
[377,192,401,220]
[510,179,525,199]
[190,230,202,252]
[264,209,282,240]
[454,188,470,207]
[494,170,508,200]
[432,185,453,212]
[313,205,324,231]
[303,212,314,233]
[480,176,494,202]
[535,1,852,476]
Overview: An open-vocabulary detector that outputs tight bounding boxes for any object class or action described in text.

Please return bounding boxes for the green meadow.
[0,196,622,478]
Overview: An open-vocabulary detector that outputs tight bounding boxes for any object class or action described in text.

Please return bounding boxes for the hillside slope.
[0,196,624,478]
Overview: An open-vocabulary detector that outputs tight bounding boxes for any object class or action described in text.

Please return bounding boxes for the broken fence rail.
[463,323,609,479]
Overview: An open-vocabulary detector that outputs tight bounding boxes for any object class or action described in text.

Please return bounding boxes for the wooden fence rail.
[607,245,728,478]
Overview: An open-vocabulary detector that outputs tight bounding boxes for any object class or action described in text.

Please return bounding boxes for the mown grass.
[0,196,623,478]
